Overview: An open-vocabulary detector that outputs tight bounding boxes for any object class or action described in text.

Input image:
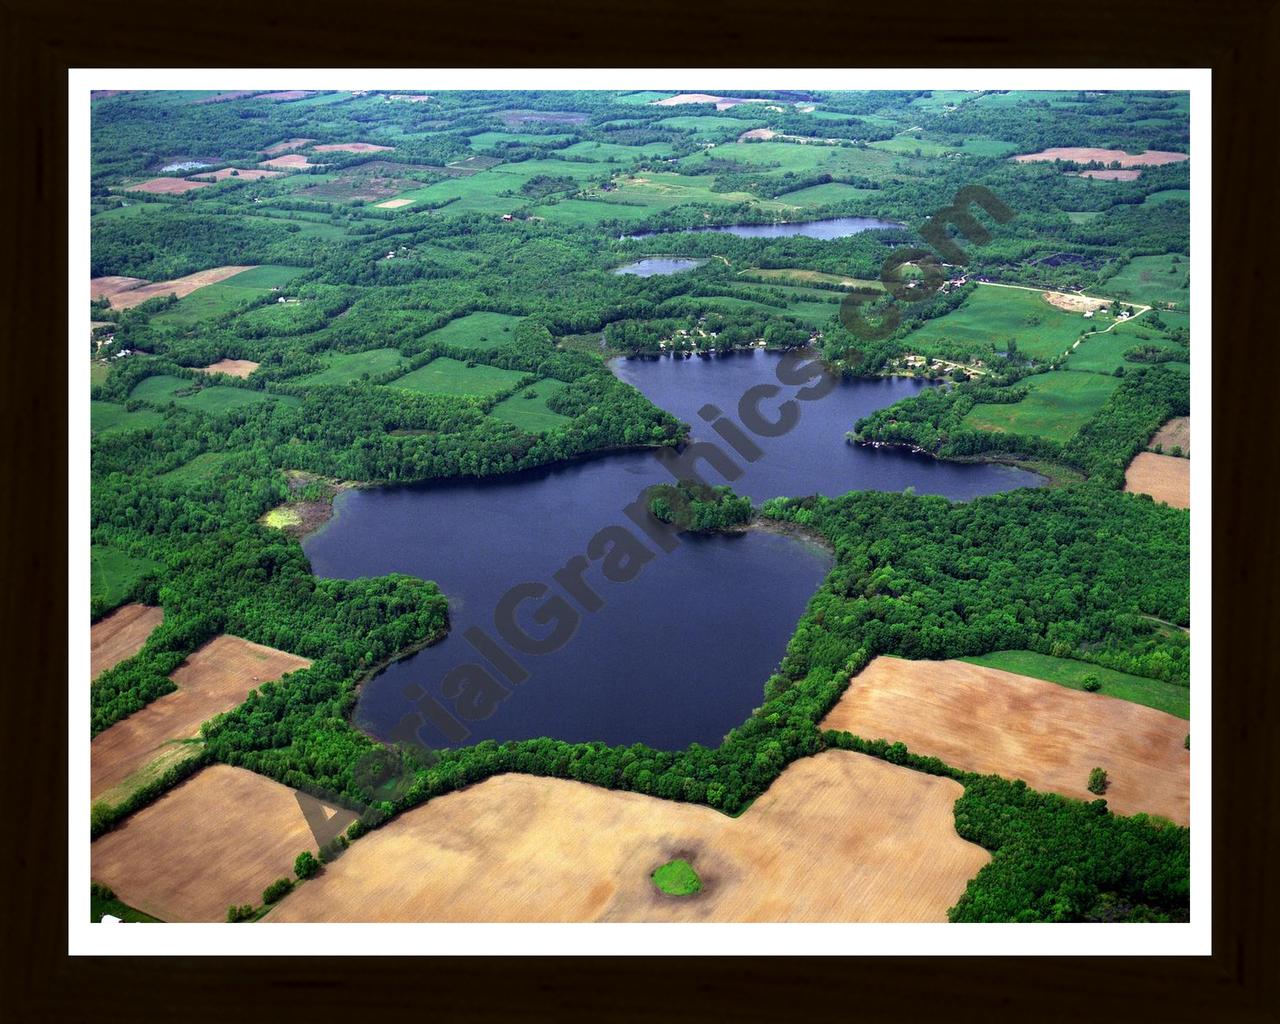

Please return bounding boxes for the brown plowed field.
[259,91,316,102]
[202,358,260,378]
[259,153,315,170]
[1014,148,1189,166]
[192,167,281,182]
[100,266,256,311]
[1124,452,1190,509]
[260,138,316,156]
[267,751,988,923]
[91,604,163,680]
[92,765,352,922]
[91,276,149,301]
[91,635,310,803]
[123,177,211,195]
[1150,416,1191,454]
[821,657,1189,824]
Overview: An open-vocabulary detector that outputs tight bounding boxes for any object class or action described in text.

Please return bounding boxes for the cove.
[304,350,1042,752]
[613,257,705,276]
[623,216,902,241]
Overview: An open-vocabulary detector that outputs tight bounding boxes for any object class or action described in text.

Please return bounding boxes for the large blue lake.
[304,350,1040,752]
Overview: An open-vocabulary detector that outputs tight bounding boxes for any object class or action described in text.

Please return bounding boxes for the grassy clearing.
[962,370,1121,442]
[959,649,1188,719]
[389,357,528,398]
[295,347,409,385]
[1144,189,1190,205]
[426,311,523,351]
[558,140,674,161]
[130,375,296,414]
[901,286,1089,362]
[775,181,881,208]
[158,451,233,484]
[528,198,656,227]
[586,172,794,214]
[1066,320,1187,373]
[90,401,164,435]
[655,115,747,134]
[91,544,163,610]
[1066,211,1103,223]
[652,858,702,897]
[490,379,571,433]
[679,140,909,183]
[467,131,573,150]
[1103,254,1190,309]
[151,265,306,328]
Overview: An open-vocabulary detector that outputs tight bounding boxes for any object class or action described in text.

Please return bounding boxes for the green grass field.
[90,401,164,435]
[91,544,163,610]
[528,198,657,227]
[655,115,748,134]
[651,858,702,896]
[557,140,674,161]
[151,265,306,328]
[1103,254,1191,309]
[1065,317,1188,374]
[467,131,574,150]
[1143,189,1190,205]
[679,140,907,183]
[425,311,524,351]
[774,181,881,208]
[900,285,1088,362]
[489,379,572,433]
[959,649,1189,719]
[157,451,234,484]
[388,357,528,398]
[130,375,296,414]
[962,370,1121,442]
[295,348,410,386]
[585,172,794,214]
[1066,211,1103,224]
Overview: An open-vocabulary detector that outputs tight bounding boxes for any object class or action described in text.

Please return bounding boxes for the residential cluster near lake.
[87,87,1191,926]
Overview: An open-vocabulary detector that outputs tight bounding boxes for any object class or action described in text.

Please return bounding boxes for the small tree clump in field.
[1087,767,1109,795]
[262,878,294,904]
[294,850,320,880]
[1185,734,1190,750]
[226,904,254,923]
[1082,674,1102,692]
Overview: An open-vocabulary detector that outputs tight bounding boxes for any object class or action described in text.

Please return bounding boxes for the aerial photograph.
[85,84,1193,929]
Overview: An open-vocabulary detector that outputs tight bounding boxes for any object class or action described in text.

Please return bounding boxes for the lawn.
[295,348,410,386]
[651,858,702,897]
[489,379,572,433]
[150,265,307,328]
[425,311,524,351]
[1103,254,1191,309]
[959,649,1188,719]
[90,401,164,435]
[962,370,1120,443]
[900,285,1088,362]
[388,357,528,398]
[91,544,163,610]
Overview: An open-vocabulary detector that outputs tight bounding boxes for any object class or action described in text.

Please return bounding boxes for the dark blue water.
[613,257,705,276]
[623,216,902,241]
[304,350,1041,752]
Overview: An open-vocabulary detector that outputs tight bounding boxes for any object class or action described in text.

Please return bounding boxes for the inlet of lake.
[304,349,1042,752]
[622,215,902,242]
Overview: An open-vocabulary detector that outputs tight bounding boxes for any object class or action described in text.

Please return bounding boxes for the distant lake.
[613,257,706,277]
[305,349,1041,753]
[623,216,902,241]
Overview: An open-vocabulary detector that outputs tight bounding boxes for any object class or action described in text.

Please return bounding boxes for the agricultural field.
[91,604,164,680]
[90,545,163,611]
[388,357,529,397]
[129,375,297,414]
[90,401,165,436]
[774,181,880,207]
[424,311,524,351]
[91,265,258,311]
[1150,415,1191,453]
[1124,452,1191,509]
[899,284,1091,362]
[962,370,1121,442]
[267,752,988,923]
[822,657,1190,824]
[490,378,572,433]
[92,765,351,922]
[91,636,311,805]
[1102,254,1191,309]
[157,451,235,485]
[959,649,1189,718]
[149,265,306,327]
[294,347,410,386]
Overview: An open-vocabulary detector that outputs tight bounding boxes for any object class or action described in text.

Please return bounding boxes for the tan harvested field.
[92,765,353,922]
[1042,290,1109,313]
[738,128,777,141]
[1124,452,1190,509]
[202,358,260,378]
[91,276,149,301]
[193,167,282,182]
[91,635,310,803]
[375,197,416,209]
[821,657,1190,824]
[1067,169,1142,181]
[259,90,316,102]
[312,142,394,153]
[91,604,164,680]
[260,137,316,156]
[123,177,211,195]
[1014,147,1189,167]
[98,265,256,311]
[259,153,315,170]
[268,751,987,923]
[1150,415,1191,454]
